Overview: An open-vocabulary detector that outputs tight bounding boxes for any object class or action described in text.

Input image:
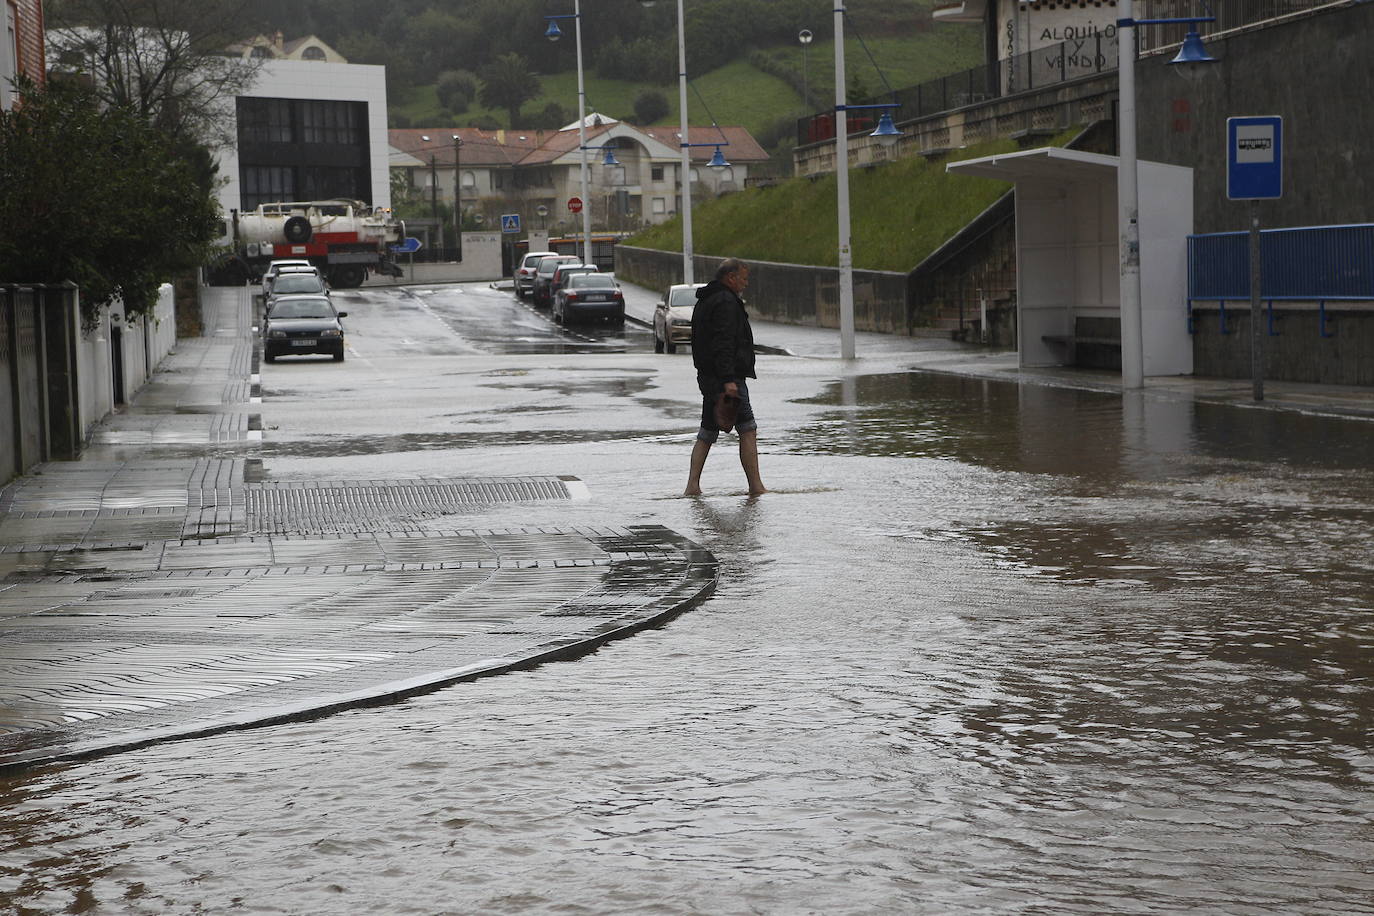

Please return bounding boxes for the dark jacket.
[691,280,755,384]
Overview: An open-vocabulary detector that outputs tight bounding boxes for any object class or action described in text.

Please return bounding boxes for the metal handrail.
[1188,224,1374,301]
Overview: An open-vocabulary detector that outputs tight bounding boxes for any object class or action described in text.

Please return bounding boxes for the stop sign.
[567,197,583,213]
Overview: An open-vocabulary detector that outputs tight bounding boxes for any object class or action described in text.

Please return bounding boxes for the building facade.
[2,0,45,110]
[390,117,767,235]
[216,51,390,216]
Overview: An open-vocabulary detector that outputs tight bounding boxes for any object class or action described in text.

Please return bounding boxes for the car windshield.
[269,300,333,319]
[670,288,699,306]
[540,259,576,276]
[571,275,616,289]
[273,275,324,293]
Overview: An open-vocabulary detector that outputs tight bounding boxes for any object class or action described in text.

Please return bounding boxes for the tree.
[633,89,670,125]
[528,101,568,130]
[46,0,263,148]
[0,79,221,325]
[436,69,478,115]
[479,52,540,127]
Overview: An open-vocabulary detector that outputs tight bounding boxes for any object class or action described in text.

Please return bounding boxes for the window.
[689,168,700,183]
[651,165,664,182]
[652,197,666,214]
[302,100,362,145]
[461,170,477,189]
[238,98,294,143]
[302,45,327,61]
[242,166,295,209]
[2,3,17,110]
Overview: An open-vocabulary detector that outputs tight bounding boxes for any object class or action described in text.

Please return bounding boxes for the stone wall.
[1190,304,1374,386]
[614,246,910,334]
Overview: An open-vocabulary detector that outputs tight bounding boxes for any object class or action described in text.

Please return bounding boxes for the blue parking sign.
[1227,116,1282,200]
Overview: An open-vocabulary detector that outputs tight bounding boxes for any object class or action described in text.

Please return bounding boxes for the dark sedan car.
[263,295,348,363]
[552,274,625,325]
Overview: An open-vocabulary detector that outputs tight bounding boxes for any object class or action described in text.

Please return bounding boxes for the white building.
[216,53,391,216]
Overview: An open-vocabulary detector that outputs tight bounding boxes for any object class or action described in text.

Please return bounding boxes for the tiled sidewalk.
[0,287,716,770]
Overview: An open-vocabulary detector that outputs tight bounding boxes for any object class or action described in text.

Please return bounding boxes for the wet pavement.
[1,280,1372,914]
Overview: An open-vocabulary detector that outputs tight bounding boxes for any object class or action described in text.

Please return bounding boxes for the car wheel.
[666,340,677,354]
[333,349,345,362]
[654,332,665,353]
[264,351,276,363]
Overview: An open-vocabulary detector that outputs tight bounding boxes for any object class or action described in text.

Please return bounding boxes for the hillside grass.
[627,129,1081,273]
[390,25,984,137]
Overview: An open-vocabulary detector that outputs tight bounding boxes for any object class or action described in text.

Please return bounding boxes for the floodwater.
[2,288,1372,914]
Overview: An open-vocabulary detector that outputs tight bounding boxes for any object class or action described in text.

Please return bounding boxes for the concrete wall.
[615,245,909,334]
[2,283,177,485]
[1136,1,1374,382]
[364,232,506,285]
[1137,1,1373,235]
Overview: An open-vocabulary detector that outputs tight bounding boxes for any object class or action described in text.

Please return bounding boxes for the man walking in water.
[684,258,766,497]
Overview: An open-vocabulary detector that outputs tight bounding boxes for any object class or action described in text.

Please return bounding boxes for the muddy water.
[2,367,1372,914]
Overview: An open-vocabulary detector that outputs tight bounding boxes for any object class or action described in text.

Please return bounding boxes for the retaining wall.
[614,246,910,334]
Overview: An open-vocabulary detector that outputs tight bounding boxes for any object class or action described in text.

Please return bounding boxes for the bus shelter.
[947,147,1194,376]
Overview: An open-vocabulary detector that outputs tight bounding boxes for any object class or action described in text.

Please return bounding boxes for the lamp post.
[544,4,594,268]
[833,1,902,361]
[453,133,463,262]
[799,29,813,110]
[1116,3,1215,389]
[639,0,695,284]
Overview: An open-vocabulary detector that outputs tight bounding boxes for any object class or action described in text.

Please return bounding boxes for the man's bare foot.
[748,488,768,496]
[683,486,702,496]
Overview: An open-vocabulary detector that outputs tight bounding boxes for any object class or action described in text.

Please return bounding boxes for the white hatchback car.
[653,283,706,353]
[514,251,557,300]
[261,259,315,295]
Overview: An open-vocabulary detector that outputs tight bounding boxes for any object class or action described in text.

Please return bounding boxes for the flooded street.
[2,283,1371,913]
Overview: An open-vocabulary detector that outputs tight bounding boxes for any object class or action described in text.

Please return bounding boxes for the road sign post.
[1228,116,1283,403]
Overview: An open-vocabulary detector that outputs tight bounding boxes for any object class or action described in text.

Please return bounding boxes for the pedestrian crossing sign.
[500,213,521,233]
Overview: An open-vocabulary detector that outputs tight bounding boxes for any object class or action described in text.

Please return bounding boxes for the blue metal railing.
[1188,224,1374,300]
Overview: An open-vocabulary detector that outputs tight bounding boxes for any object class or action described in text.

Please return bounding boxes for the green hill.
[390,27,983,147]
[627,130,1080,273]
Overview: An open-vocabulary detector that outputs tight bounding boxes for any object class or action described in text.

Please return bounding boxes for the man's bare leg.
[684,438,711,496]
[739,429,766,495]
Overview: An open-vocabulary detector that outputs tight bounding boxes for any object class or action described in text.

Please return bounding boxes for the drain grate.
[246,477,577,534]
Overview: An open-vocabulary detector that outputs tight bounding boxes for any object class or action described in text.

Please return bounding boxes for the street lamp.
[638,0,695,284]
[833,1,904,360]
[1116,2,1216,389]
[799,29,813,110]
[453,133,463,262]
[543,3,594,268]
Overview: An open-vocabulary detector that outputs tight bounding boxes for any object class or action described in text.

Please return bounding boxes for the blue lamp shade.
[870,111,902,147]
[602,146,621,167]
[1171,30,1216,65]
[707,146,730,169]
[544,20,563,41]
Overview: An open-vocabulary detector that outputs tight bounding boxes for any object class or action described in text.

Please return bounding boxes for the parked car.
[553,273,625,325]
[262,295,348,363]
[260,259,314,294]
[531,255,580,307]
[265,271,329,307]
[515,251,557,299]
[653,282,706,353]
[548,263,598,304]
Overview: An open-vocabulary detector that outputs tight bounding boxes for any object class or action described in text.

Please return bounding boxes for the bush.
[468,114,501,130]
[632,89,670,125]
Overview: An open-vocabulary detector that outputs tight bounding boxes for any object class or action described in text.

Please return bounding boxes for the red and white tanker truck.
[210,199,405,288]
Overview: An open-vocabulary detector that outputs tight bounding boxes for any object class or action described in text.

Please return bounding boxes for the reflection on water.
[3,367,1374,914]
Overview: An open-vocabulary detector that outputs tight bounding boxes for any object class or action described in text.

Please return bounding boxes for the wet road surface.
[1,283,1371,914]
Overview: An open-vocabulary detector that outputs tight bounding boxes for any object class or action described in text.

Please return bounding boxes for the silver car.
[652,283,705,353]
